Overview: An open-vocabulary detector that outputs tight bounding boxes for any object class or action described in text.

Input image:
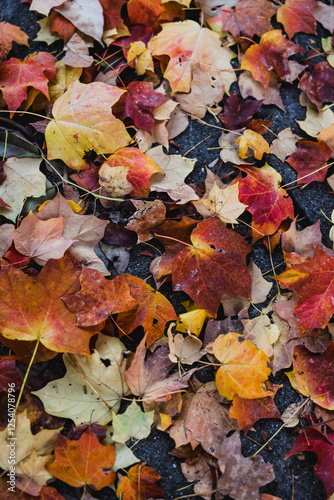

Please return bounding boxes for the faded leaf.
[112,400,154,443]
[270,127,300,162]
[202,182,247,224]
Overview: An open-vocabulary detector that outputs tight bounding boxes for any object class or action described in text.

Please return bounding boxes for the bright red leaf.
[276,247,334,332]
[237,164,294,242]
[277,0,317,39]
[286,427,334,497]
[171,218,252,316]
[0,52,56,110]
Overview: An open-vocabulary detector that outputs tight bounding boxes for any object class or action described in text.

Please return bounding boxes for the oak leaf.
[286,342,334,410]
[45,81,131,170]
[0,255,98,356]
[148,19,236,93]
[116,463,164,500]
[286,140,332,184]
[240,30,304,88]
[286,428,334,497]
[48,428,116,489]
[33,335,129,425]
[213,332,271,399]
[276,246,334,331]
[169,377,238,457]
[0,22,29,59]
[12,211,72,266]
[171,218,252,315]
[63,267,137,326]
[0,52,56,110]
[277,0,317,38]
[125,333,194,404]
[237,163,294,241]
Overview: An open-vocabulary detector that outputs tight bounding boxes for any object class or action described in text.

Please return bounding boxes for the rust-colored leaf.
[116,463,164,500]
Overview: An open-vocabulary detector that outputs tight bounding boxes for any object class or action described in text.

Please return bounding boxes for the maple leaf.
[0,255,98,356]
[63,267,138,326]
[171,218,252,315]
[125,333,194,404]
[169,377,238,457]
[286,140,332,184]
[0,358,22,391]
[0,22,29,60]
[116,463,164,500]
[0,52,56,110]
[242,314,280,357]
[112,400,154,444]
[174,65,225,119]
[286,427,334,497]
[98,148,163,198]
[148,19,236,93]
[237,163,294,241]
[277,0,317,38]
[49,10,76,44]
[48,61,82,103]
[33,335,129,425]
[281,219,334,260]
[48,427,116,489]
[270,127,300,162]
[45,81,131,170]
[219,92,263,130]
[276,246,334,331]
[298,61,334,110]
[241,30,304,88]
[126,199,166,243]
[201,181,247,224]
[236,129,270,160]
[168,327,205,365]
[229,382,281,433]
[36,192,110,275]
[128,0,164,28]
[285,342,334,410]
[217,432,275,499]
[207,0,277,46]
[116,274,178,346]
[62,33,94,68]
[12,211,73,266]
[213,332,271,399]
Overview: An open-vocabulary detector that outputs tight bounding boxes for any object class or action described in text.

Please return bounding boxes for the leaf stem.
[14,338,41,418]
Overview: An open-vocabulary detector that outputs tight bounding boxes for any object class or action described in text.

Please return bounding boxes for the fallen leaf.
[148,19,236,93]
[277,0,317,38]
[63,267,137,326]
[117,274,178,346]
[242,314,280,357]
[237,163,294,241]
[169,376,238,457]
[112,400,154,443]
[48,427,116,489]
[0,22,29,59]
[202,182,247,224]
[240,30,303,88]
[286,140,332,184]
[286,342,334,410]
[218,92,263,130]
[297,105,334,138]
[125,200,166,243]
[0,223,14,257]
[48,61,82,103]
[125,333,194,404]
[54,0,104,42]
[0,255,98,356]
[62,33,94,68]
[298,61,334,110]
[116,463,164,500]
[171,218,252,315]
[213,332,271,399]
[236,129,270,160]
[45,81,131,170]
[0,52,56,110]
[286,427,334,497]
[0,157,46,222]
[217,432,275,499]
[12,211,72,266]
[33,335,129,425]
[239,71,285,110]
[229,382,281,433]
[174,65,225,119]
[30,0,67,16]
[312,2,334,33]
[270,127,300,162]
[168,326,205,365]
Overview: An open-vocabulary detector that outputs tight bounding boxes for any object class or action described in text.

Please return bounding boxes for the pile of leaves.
[0,0,334,499]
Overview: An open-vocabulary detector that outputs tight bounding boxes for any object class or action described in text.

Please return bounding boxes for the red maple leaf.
[286,140,332,184]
